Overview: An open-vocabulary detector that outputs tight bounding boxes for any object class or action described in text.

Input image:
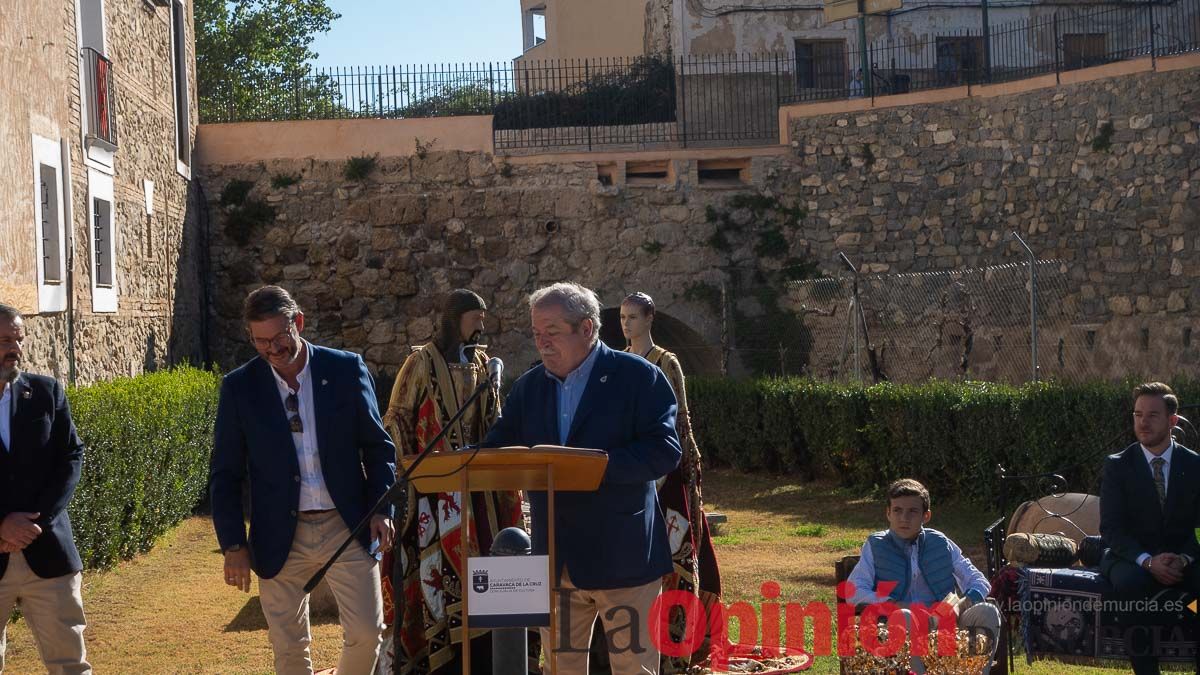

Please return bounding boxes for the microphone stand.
[303,372,498,595]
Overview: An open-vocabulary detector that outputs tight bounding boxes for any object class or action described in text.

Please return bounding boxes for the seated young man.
[846,478,1001,674]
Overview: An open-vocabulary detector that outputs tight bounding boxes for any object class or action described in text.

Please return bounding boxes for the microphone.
[487,357,504,385]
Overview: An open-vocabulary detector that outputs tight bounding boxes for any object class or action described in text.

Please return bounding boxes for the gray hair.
[0,303,22,324]
[242,285,302,324]
[529,282,601,343]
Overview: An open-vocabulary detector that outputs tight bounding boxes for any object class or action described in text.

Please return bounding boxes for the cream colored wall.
[196,116,496,164]
[0,2,76,313]
[517,0,647,63]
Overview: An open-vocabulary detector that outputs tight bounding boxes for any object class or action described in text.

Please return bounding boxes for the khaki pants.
[0,551,90,675]
[259,510,384,675]
[540,569,662,674]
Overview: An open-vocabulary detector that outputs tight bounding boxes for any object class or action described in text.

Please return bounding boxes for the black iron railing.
[781,0,1199,103]
[199,0,1199,150]
[83,47,117,147]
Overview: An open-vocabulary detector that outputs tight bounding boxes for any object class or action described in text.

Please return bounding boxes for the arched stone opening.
[598,307,722,376]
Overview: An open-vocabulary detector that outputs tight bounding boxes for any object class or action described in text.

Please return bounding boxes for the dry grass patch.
[4,517,344,674]
[2,471,1122,674]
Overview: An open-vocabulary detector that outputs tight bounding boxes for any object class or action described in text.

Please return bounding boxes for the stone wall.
[4,0,204,384]
[198,60,1198,389]
[784,60,1199,379]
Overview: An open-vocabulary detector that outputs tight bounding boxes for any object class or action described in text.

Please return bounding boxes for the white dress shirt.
[270,341,335,512]
[847,530,991,606]
[0,383,12,452]
[1136,442,1179,568]
[1141,442,1173,494]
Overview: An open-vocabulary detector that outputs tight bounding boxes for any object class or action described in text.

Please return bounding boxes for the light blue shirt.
[545,343,601,444]
[0,383,11,452]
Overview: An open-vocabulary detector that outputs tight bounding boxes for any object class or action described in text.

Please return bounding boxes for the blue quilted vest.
[867,528,956,603]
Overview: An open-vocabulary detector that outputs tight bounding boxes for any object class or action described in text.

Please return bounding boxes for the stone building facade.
[0,0,204,384]
[196,56,1198,389]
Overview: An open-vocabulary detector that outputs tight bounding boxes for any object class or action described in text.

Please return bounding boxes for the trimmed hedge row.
[689,377,1200,507]
[66,366,220,569]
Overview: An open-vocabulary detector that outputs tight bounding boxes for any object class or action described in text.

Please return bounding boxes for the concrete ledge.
[779,55,1196,129]
[504,144,788,165]
[1156,50,1200,72]
[196,116,495,164]
[1059,56,1153,85]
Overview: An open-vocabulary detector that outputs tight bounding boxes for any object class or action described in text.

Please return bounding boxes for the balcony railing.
[83,47,118,148]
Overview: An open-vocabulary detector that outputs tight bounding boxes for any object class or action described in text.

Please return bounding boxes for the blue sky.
[310,1,525,67]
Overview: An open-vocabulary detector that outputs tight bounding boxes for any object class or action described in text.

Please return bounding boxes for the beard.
[0,354,20,384]
[464,329,483,346]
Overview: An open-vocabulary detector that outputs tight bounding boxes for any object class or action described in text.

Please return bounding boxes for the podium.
[401,446,608,675]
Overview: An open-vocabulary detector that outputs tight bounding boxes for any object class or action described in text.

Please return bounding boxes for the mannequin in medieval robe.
[378,289,524,675]
[621,291,722,671]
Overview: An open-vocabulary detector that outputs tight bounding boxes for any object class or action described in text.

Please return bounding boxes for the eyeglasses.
[250,321,296,352]
[286,393,303,433]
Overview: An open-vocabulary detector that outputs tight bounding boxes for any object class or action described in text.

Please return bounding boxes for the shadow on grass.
[224,596,341,632]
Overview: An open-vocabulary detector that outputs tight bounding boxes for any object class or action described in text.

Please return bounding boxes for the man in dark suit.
[484,282,682,674]
[210,286,396,675]
[1100,381,1200,675]
[0,303,91,674]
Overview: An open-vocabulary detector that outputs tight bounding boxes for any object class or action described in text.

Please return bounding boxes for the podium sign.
[467,555,550,628]
[824,0,901,22]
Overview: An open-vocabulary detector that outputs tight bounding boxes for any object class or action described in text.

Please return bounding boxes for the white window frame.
[87,168,118,313]
[523,5,547,52]
[170,0,192,177]
[32,135,68,313]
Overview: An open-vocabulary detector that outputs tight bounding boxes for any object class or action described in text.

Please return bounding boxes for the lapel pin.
[599,375,608,383]
[22,390,31,399]
[321,379,328,386]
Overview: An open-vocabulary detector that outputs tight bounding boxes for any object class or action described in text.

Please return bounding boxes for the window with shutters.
[795,40,847,90]
[32,135,67,313]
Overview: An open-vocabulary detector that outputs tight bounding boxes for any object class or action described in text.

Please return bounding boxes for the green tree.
[196,0,344,122]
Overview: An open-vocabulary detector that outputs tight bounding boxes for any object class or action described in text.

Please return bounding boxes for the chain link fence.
[703,260,1101,384]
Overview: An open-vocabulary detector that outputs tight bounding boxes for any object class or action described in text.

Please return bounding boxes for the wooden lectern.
[401,446,608,675]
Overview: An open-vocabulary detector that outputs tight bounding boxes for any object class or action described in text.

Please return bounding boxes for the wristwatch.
[224,544,243,553]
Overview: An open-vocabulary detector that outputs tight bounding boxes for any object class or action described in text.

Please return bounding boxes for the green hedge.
[689,377,1200,506]
[66,366,220,569]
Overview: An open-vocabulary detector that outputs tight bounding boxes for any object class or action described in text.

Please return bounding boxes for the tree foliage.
[196,0,343,122]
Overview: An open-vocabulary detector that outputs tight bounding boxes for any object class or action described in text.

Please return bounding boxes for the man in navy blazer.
[1100,382,1200,675]
[0,304,91,674]
[210,286,396,675]
[484,282,681,674]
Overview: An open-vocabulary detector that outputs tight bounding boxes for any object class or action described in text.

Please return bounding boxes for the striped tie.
[1151,457,1167,506]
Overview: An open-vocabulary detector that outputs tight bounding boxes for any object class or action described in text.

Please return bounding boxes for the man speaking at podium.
[485,282,682,674]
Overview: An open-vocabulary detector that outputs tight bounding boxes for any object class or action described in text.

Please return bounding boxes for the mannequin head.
[620,292,655,344]
[436,289,488,357]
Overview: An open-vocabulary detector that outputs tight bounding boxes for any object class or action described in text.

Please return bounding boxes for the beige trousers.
[0,551,90,675]
[540,569,662,674]
[259,510,384,675]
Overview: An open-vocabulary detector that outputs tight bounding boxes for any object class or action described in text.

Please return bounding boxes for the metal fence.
[781,0,1200,103]
[199,0,1200,150]
[781,261,1087,384]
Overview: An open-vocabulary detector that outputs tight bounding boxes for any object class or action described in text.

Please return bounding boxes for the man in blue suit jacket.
[484,282,681,674]
[210,286,396,675]
[0,304,91,674]
[1099,382,1200,675]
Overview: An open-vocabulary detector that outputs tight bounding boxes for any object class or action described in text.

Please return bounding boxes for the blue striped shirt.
[545,344,601,444]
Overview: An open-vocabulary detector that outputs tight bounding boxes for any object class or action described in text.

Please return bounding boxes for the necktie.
[1151,457,1167,506]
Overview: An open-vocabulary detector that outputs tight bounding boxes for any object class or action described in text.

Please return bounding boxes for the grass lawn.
[4,469,1124,673]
